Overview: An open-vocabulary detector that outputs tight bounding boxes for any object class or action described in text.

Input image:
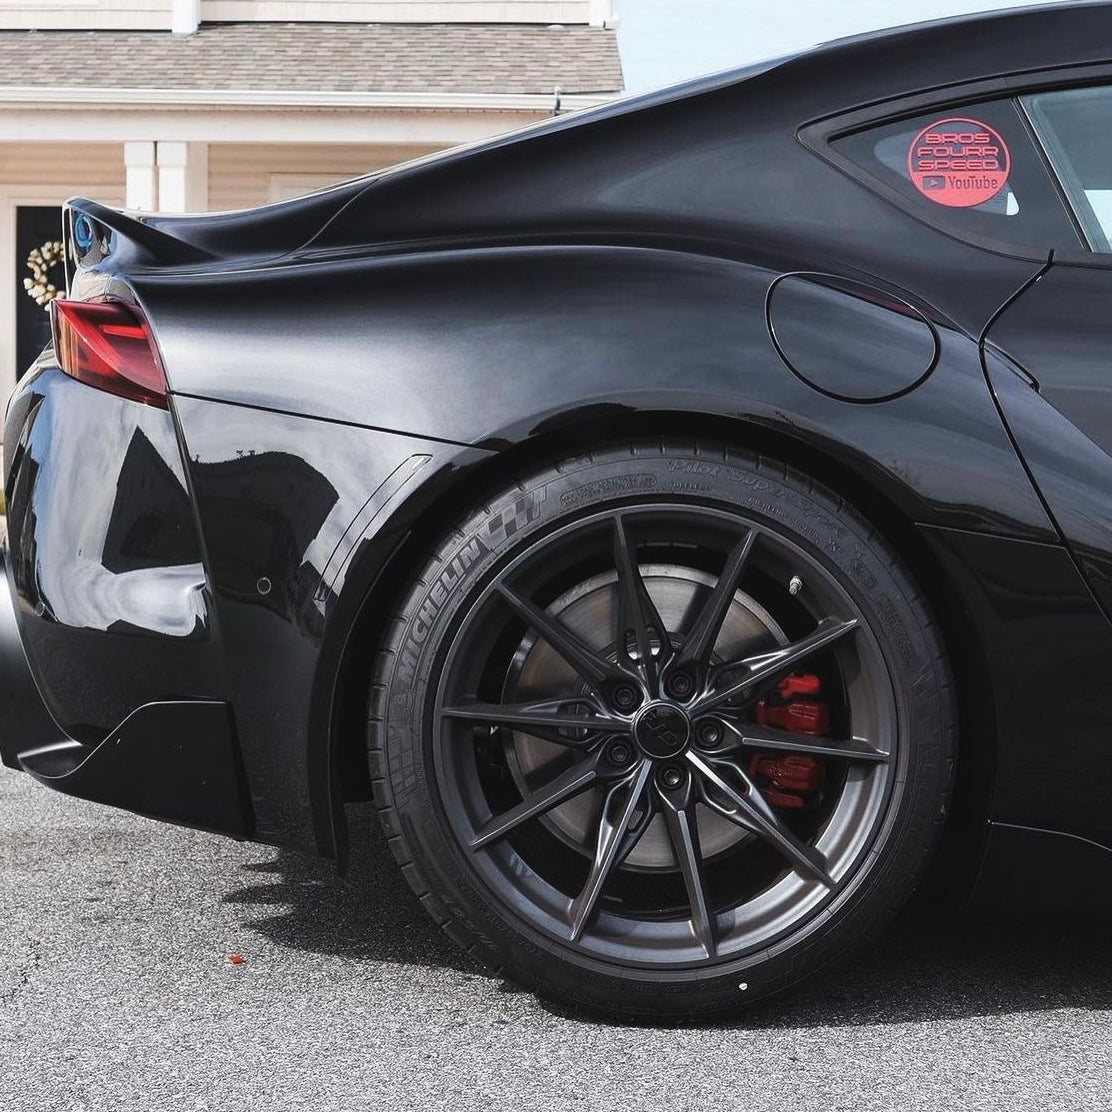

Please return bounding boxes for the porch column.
[156,141,209,213]
[171,0,200,35]
[124,141,157,211]
[589,0,617,27]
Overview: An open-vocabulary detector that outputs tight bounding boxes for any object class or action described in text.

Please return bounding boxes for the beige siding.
[201,1,593,24]
[207,142,439,212]
[0,0,171,31]
[0,142,124,195]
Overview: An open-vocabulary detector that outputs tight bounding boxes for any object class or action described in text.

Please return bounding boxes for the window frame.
[798,62,1112,265]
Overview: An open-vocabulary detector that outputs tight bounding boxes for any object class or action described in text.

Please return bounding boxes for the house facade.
[0,0,622,401]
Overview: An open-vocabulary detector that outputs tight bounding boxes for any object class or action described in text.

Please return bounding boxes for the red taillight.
[50,299,168,409]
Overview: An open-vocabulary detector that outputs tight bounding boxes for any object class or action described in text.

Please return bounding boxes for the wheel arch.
[319,408,995,887]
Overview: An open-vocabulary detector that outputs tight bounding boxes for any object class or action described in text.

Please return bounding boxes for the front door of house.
[15,205,64,380]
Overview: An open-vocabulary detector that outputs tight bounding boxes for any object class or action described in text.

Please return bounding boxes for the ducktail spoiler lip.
[64,175,372,280]
[65,197,216,275]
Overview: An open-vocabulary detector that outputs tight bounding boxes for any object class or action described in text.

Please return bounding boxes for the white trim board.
[0,105,558,145]
[199,1,600,24]
[0,86,611,112]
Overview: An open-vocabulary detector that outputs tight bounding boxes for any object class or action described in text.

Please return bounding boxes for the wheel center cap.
[632,701,691,759]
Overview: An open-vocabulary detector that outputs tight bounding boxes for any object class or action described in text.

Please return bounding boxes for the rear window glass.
[833,98,1079,253]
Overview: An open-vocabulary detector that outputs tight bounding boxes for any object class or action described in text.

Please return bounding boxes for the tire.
[368,442,955,1022]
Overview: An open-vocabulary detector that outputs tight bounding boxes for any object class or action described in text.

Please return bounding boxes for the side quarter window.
[831,98,1080,254]
[1023,86,1112,252]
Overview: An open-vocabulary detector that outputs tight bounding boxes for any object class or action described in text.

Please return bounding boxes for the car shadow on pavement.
[222,802,477,975]
[223,802,1112,1027]
[727,905,1112,1031]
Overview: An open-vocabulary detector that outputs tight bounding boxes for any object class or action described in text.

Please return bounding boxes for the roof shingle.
[0,23,624,95]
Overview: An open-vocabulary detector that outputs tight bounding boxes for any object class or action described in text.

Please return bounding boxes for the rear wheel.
[369,443,955,1021]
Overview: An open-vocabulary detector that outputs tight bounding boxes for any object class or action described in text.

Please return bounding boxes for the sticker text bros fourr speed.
[906,117,1011,208]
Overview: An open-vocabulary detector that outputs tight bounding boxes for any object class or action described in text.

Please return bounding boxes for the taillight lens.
[50,299,169,409]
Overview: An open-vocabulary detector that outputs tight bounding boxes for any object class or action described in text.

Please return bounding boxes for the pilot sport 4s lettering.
[2,2,1112,1021]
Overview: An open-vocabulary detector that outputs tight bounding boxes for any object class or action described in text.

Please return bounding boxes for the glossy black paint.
[766,274,940,402]
[985,274,1112,616]
[970,823,1112,911]
[0,544,57,769]
[2,2,1111,908]
[919,525,1112,845]
[169,396,483,849]
[5,364,221,743]
[134,247,1052,532]
[18,701,250,839]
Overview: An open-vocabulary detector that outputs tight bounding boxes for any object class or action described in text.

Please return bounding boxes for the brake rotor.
[504,564,788,870]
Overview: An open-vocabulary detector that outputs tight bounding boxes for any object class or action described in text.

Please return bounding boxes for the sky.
[616,0,1069,92]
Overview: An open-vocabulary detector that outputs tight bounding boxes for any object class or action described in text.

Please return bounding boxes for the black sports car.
[3,1,1112,1022]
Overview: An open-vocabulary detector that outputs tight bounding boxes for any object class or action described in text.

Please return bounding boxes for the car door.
[984,85,1112,615]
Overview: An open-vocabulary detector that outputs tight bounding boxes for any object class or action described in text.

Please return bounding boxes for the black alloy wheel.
[369,443,955,1021]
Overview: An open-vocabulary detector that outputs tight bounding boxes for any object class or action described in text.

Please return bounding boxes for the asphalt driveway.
[1,765,1109,1112]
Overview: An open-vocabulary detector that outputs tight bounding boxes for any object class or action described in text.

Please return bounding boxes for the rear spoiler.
[64,177,372,284]
[64,198,214,291]
[66,198,215,274]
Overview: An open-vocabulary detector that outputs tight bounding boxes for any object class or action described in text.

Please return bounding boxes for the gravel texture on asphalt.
[1,765,1109,1112]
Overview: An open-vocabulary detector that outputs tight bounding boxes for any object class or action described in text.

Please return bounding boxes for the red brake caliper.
[748,674,828,809]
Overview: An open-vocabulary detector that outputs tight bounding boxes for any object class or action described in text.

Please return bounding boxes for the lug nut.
[612,684,640,712]
[607,742,633,767]
[666,672,694,700]
[659,764,685,790]
[697,721,722,747]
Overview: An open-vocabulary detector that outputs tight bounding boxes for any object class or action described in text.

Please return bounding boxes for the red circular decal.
[906,117,1010,208]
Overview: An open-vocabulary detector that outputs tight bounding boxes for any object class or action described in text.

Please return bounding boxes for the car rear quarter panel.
[133,244,1055,544]
[161,397,479,849]
[125,241,1112,859]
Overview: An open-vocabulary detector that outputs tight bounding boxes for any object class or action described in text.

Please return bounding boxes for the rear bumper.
[1,524,250,835]
[2,349,467,854]
[4,360,223,742]
[16,701,250,839]
[0,534,59,769]
[1,357,251,838]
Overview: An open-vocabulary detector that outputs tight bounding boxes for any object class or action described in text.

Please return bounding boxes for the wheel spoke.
[697,617,859,712]
[470,753,606,850]
[721,719,890,764]
[613,514,672,688]
[670,529,756,675]
[615,790,658,867]
[441,698,629,748]
[497,583,628,695]
[687,751,835,888]
[568,761,652,941]
[658,783,717,958]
